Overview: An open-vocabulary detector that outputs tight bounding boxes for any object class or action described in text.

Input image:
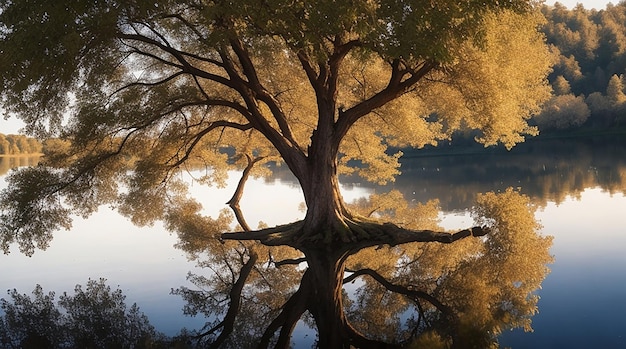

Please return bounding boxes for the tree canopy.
[0,0,552,347]
[538,2,626,129]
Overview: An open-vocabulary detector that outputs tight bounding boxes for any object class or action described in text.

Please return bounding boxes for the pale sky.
[552,0,617,9]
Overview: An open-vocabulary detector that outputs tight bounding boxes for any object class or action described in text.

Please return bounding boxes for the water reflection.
[169,189,551,348]
[359,136,626,210]
[0,156,40,176]
[4,136,625,347]
[0,279,163,348]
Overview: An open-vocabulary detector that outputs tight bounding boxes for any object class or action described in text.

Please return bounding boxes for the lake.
[1,135,625,348]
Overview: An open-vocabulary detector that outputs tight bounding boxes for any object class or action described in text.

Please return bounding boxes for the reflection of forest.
[268,136,626,211]
[0,156,40,177]
[377,136,626,211]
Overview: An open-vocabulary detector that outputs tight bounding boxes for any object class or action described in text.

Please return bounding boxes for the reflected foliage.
[172,189,551,348]
[0,156,40,176]
[168,196,304,348]
[0,279,164,349]
[343,189,552,348]
[0,167,72,255]
[386,136,626,211]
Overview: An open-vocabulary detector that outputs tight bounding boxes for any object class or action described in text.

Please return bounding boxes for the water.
[1,136,625,347]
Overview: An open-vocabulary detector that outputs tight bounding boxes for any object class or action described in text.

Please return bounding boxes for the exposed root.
[221,218,490,252]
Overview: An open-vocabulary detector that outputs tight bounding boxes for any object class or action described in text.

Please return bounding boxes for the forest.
[0,134,42,156]
[535,2,626,131]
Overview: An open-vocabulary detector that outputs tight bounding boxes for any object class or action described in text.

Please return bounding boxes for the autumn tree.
[0,1,551,347]
[534,93,590,130]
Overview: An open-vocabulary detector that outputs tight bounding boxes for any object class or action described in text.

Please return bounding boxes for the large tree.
[0,1,551,347]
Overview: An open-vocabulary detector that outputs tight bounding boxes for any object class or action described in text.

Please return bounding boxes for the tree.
[0,279,160,349]
[172,189,552,348]
[606,74,626,106]
[0,1,551,347]
[534,93,590,130]
[552,75,572,95]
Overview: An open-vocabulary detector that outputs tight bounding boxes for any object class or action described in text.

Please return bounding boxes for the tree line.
[0,134,42,155]
[535,2,626,131]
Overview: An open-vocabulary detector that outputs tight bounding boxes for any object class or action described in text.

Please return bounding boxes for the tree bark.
[302,247,352,348]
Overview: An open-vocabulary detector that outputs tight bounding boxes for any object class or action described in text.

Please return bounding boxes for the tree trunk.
[302,247,351,348]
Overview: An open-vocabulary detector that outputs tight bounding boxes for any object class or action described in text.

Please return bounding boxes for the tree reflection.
[376,136,626,210]
[0,182,552,348]
[172,187,552,348]
[0,279,164,349]
[0,156,40,177]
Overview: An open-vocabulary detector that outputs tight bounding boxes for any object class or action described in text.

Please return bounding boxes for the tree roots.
[221,218,489,252]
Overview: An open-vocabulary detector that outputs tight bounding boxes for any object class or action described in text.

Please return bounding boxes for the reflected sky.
[500,188,626,348]
[0,171,372,336]
[2,138,626,344]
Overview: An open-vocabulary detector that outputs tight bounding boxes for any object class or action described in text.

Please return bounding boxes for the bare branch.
[168,120,253,169]
[274,257,307,267]
[226,153,265,232]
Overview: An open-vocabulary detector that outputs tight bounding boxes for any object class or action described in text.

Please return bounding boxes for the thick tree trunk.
[295,124,357,346]
[302,247,351,348]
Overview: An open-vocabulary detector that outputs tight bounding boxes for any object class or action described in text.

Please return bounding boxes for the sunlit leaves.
[534,94,591,130]
[343,189,552,345]
[432,10,552,148]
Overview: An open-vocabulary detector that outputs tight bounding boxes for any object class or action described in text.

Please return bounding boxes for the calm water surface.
[1,136,625,347]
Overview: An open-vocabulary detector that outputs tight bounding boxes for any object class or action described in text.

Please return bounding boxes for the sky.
[554,0,617,9]
[0,0,618,135]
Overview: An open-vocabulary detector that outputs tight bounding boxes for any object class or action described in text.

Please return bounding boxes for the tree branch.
[214,47,309,182]
[194,250,258,348]
[167,120,253,169]
[343,268,453,316]
[274,257,307,267]
[118,33,235,88]
[257,272,310,349]
[333,60,438,145]
[226,153,264,232]
[228,37,302,152]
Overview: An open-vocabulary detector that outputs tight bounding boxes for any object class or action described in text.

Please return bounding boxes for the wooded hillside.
[537,2,626,130]
[0,134,42,155]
